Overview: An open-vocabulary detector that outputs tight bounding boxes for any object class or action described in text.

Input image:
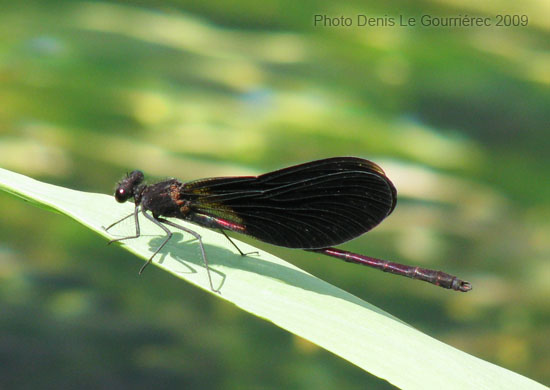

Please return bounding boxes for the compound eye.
[115,188,130,203]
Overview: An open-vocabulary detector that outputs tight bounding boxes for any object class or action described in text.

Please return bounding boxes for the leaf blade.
[0,167,545,390]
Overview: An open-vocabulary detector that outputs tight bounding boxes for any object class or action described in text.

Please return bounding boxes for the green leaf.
[0,167,545,390]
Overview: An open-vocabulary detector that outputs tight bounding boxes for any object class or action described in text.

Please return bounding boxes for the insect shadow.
[143,232,296,293]
[142,229,324,294]
[146,232,226,290]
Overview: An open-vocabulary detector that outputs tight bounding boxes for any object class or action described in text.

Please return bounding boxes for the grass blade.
[0,167,545,390]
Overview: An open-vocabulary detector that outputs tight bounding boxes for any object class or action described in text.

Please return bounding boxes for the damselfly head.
[115,170,144,203]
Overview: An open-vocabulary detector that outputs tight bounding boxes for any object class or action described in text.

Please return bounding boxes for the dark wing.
[181,157,397,249]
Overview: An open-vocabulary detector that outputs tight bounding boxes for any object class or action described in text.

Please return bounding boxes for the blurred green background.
[1,1,549,388]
